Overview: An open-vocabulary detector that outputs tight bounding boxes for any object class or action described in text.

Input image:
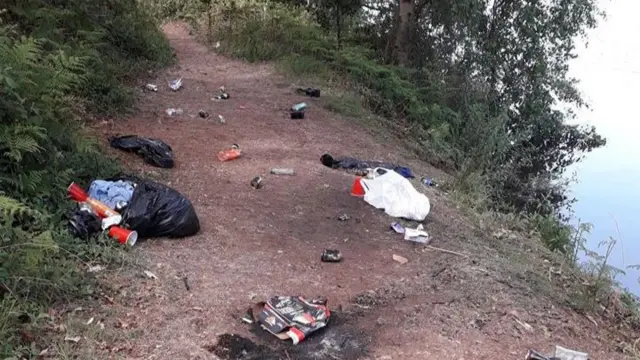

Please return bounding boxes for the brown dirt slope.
[85,22,631,359]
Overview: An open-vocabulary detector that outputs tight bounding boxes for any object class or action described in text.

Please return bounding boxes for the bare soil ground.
[68,23,633,359]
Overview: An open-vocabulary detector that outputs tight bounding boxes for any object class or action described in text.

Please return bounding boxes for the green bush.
[0,0,171,355]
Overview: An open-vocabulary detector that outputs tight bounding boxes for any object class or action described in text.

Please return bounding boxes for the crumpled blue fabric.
[88,180,135,209]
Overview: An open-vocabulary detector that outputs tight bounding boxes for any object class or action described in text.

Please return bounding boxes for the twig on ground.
[426,245,468,257]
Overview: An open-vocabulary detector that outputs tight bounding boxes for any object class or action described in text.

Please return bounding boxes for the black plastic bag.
[68,209,102,239]
[109,135,174,168]
[114,176,200,238]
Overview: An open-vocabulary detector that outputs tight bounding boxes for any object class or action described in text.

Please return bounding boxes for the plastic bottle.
[270,168,295,175]
[217,144,241,162]
[291,102,308,112]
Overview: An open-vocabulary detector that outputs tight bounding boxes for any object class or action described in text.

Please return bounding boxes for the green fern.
[0,196,42,224]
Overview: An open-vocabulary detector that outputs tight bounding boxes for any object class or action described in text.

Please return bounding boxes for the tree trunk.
[336,5,342,49]
[394,0,413,66]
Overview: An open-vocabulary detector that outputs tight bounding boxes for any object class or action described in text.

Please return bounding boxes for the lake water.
[569,0,640,294]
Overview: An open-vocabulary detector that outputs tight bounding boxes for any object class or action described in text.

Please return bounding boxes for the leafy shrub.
[0,0,171,355]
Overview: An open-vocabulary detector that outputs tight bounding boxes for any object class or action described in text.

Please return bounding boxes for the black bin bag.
[114,176,200,238]
[109,135,174,168]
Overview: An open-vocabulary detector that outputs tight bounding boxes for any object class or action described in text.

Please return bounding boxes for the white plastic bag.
[360,168,430,221]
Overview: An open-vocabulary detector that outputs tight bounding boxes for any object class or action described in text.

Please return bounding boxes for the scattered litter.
[67,175,200,243]
[290,110,305,119]
[38,348,49,356]
[251,176,263,189]
[360,168,430,221]
[217,143,241,162]
[218,114,226,124]
[68,182,119,218]
[403,224,429,244]
[144,270,158,280]
[291,102,308,112]
[168,78,183,91]
[213,87,230,100]
[296,87,321,97]
[526,350,549,360]
[113,175,200,238]
[165,108,183,116]
[321,249,342,263]
[421,176,437,187]
[64,335,81,343]
[350,177,365,197]
[241,314,253,324]
[270,168,295,176]
[145,84,158,92]
[108,225,137,246]
[109,135,175,168]
[86,317,94,325]
[250,296,330,344]
[526,346,588,360]
[338,214,350,221]
[392,254,408,264]
[321,153,415,179]
[100,214,122,230]
[68,208,102,239]
[183,277,191,291]
[390,222,404,234]
[554,346,588,360]
[199,110,209,118]
[215,41,220,49]
[88,180,134,209]
[87,265,105,273]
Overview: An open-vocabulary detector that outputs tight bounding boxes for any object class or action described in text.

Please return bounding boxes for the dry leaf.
[144,270,158,280]
[64,335,81,343]
[392,254,408,264]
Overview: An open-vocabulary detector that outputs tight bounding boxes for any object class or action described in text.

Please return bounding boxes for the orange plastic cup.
[67,182,88,202]
[108,226,138,247]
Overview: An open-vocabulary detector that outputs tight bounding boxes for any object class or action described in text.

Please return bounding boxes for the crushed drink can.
[251,176,263,189]
[290,111,305,119]
[321,249,342,263]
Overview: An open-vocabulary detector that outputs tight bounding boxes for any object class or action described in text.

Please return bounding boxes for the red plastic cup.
[350,177,366,197]
[67,182,88,202]
[108,226,138,247]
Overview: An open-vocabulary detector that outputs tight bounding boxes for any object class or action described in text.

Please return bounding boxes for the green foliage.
[0,0,170,355]
[4,0,173,114]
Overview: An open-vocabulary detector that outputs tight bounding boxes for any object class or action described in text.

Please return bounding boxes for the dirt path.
[94,23,628,360]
